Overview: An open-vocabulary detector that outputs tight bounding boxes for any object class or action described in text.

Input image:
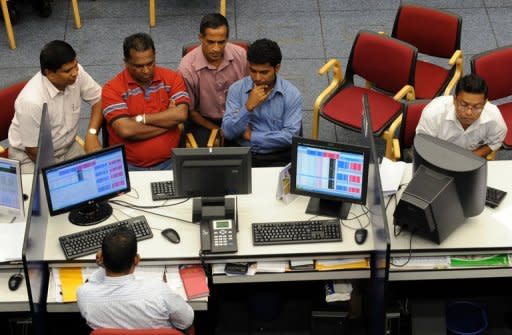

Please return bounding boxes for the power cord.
[110,199,195,224]
[389,229,416,267]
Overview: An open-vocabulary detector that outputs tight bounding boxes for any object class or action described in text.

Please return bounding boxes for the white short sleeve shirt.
[416,95,507,152]
[8,64,101,151]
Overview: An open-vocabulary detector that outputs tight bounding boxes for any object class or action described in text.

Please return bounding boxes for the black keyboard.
[486,186,507,208]
[252,219,342,246]
[59,216,153,259]
[151,181,185,201]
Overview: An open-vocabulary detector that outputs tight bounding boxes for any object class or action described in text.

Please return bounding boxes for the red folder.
[179,265,209,299]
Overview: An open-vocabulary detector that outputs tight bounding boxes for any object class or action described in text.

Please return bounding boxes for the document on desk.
[316,258,369,270]
[379,157,406,196]
[0,222,25,262]
[390,256,450,269]
[256,261,288,273]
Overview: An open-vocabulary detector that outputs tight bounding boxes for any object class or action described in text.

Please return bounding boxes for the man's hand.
[243,126,252,141]
[84,134,102,153]
[245,85,271,112]
[473,144,493,158]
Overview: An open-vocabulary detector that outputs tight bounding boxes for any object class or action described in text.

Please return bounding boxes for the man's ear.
[134,254,140,266]
[96,251,104,267]
[198,33,203,42]
[274,64,281,74]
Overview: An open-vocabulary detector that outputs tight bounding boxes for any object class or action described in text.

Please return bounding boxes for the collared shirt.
[416,95,507,152]
[178,42,247,120]
[8,64,101,151]
[102,66,190,167]
[77,268,194,330]
[222,76,303,154]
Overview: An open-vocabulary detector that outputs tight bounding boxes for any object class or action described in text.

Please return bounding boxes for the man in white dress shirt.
[416,74,507,158]
[77,227,194,330]
[8,40,103,173]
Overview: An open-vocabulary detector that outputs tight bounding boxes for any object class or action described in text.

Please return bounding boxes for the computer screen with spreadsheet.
[0,157,24,219]
[290,136,369,219]
[41,144,130,226]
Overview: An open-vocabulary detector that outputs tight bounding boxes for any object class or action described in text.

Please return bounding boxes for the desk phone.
[200,219,238,253]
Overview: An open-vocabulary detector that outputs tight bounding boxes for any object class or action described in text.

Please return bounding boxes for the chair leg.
[149,0,155,27]
[71,0,81,29]
[1,0,16,49]
[220,0,226,17]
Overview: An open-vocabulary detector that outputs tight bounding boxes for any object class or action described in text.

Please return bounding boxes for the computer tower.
[393,165,465,244]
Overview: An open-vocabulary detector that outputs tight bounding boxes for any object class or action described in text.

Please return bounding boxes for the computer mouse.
[161,228,180,244]
[355,228,368,245]
[8,273,23,291]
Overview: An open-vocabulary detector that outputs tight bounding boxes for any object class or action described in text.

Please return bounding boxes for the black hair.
[123,33,155,61]
[40,40,76,74]
[102,227,137,274]
[199,13,229,37]
[455,74,488,99]
[247,39,282,67]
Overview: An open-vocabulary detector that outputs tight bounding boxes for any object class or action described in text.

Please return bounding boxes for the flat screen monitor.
[0,157,24,220]
[41,145,130,226]
[413,133,487,218]
[290,136,370,219]
[172,147,251,223]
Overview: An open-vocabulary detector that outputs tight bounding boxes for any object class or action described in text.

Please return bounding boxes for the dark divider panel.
[21,104,54,335]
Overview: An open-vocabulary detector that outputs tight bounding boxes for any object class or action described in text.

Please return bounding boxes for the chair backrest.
[471,45,512,101]
[400,100,430,150]
[0,80,27,142]
[182,40,250,57]
[91,328,184,335]
[392,4,461,58]
[347,30,417,94]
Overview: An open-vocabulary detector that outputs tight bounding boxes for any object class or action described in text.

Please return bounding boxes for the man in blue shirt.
[222,38,303,167]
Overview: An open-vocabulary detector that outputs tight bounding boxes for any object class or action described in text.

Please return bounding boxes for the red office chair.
[181,39,250,148]
[0,79,27,158]
[391,4,463,99]
[91,326,195,335]
[387,100,430,161]
[313,30,417,159]
[471,45,512,150]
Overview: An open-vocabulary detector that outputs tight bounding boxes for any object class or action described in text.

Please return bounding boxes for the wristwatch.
[88,128,97,135]
[135,115,144,123]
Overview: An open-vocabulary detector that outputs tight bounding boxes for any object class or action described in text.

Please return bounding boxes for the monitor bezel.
[0,157,25,219]
[172,146,252,197]
[41,144,130,217]
[290,136,370,206]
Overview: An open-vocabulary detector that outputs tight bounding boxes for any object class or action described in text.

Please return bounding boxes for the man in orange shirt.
[102,33,190,170]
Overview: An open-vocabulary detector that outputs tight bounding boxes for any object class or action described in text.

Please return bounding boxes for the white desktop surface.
[44,168,374,263]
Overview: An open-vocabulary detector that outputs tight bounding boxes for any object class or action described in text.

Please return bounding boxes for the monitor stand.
[306,197,351,219]
[192,197,236,226]
[68,202,113,226]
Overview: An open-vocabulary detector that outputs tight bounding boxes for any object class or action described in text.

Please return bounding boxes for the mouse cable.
[389,229,415,267]
[110,200,195,224]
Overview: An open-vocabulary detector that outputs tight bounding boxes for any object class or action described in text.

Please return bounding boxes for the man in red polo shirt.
[102,33,190,170]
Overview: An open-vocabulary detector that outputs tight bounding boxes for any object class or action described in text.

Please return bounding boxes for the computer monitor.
[41,145,130,226]
[290,136,370,219]
[0,157,24,220]
[394,134,487,244]
[172,147,251,222]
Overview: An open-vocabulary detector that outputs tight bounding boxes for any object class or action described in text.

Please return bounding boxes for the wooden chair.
[1,0,81,49]
[0,79,27,157]
[150,0,226,27]
[312,30,417,159]
[391,4,463,98]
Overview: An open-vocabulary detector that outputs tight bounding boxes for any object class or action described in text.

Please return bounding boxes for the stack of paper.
[0,222,25,262]
[450,254,509,267]
[256,261,287,273]
[391,256,450,269]
[316,258,369,271]
[379,157,406,196]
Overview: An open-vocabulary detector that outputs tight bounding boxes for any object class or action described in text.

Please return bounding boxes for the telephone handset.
[200,219,238,253]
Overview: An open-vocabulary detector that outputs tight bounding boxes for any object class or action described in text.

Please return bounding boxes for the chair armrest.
[393,85,415,101]
[186,133,198,148]
[444,50,463,96]
[75,135,85,148]
[0,144,6,156]
[381,114,403,161]
[312,58,344,139]
[206,128,222,148]
[486,151,496,161]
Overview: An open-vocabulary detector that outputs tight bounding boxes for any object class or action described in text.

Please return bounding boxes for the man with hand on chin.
[222,38,303,167]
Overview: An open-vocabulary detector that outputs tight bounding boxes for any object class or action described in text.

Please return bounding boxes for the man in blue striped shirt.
[222,39,303,167]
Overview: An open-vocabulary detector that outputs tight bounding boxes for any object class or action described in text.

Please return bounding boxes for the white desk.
[45,168,375,310]
[389,161,512,281]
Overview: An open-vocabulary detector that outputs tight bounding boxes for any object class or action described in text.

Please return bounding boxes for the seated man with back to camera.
[77,227,194,330]
[222,39,303,167]
[416,73,507,158]
[102,33,190,170]
[178,13,248,147]
[8,40,103,173]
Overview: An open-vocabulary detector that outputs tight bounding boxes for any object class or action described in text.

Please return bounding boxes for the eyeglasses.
[456,99,485,113]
